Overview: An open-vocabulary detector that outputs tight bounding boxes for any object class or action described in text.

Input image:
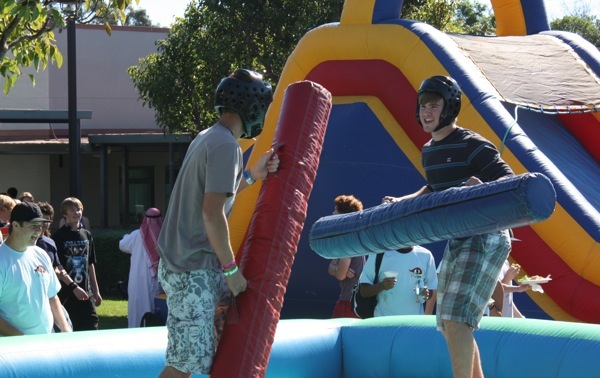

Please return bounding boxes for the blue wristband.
[243,170,255,185]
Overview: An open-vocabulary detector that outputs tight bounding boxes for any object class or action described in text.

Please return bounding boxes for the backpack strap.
[373,253,384,284]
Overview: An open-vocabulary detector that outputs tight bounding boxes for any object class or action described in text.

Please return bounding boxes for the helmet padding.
[214,69,273,138]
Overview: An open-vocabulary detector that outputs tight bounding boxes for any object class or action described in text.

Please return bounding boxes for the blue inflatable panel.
[1,316,599,378]
[0,319,348,378]
[309,172,555,259]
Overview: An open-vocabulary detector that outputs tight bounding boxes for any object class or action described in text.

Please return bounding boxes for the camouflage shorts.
[158,260,228,374]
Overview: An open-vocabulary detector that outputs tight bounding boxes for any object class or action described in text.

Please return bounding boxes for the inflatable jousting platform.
[228,0,600,323]
[1,317,600,377]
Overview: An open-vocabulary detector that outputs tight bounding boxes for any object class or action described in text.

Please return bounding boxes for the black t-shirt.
[422,127,514,191]
[36,235,60,268]
[51,226,97,295]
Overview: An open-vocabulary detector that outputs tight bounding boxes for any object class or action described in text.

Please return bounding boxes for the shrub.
[91,228,135,295]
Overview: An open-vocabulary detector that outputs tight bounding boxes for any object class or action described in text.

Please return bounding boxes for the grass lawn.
[97,295,128,330]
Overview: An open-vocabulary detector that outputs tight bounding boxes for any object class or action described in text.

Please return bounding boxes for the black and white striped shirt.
[422,127,514,192]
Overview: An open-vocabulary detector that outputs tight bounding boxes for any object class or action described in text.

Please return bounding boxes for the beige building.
[0,24,192,228]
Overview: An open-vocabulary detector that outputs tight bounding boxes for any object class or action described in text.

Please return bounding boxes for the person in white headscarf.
[119,207,163,328]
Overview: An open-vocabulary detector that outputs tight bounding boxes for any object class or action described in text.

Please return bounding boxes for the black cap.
[10,202,52,223]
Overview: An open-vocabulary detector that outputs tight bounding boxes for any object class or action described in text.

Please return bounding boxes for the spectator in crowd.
[59,213,90,230]
[359,246,438,316]
[327,195,365,318]
[0,202,71,335]
[0,194,17,243]
[6,187,17,200]
[19,192,34,203]
[119,207,164,328]
[496,260,530,318]
[52,197,101,331]
[37,202,89,304]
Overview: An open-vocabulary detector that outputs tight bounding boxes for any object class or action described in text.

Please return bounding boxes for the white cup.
[383,271,398,279]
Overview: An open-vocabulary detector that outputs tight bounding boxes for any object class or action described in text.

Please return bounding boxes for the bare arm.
[88,263,102,306]
[0,317,23,336]
[501,264,530,294]
[424,290,437,315]
[329,258,353,281]
[237,149,280,194]
[359,278,396,298]
[327,259,339,277]
[56,265,89,301]
[489,280,504,317]
[502,283,530,294]
[49,295,71,332]
[203,192,247,296]
[383,185,432,204]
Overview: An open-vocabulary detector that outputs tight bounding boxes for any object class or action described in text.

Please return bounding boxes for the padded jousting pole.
[211,80,332,377]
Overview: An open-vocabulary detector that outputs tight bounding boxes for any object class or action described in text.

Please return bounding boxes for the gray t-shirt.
[157,123,243,272]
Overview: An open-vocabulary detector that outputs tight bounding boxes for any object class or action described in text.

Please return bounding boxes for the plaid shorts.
[436,230,511,330]
[158,260,229,374]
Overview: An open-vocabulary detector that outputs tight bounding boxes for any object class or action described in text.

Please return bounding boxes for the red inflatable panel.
[211,81,332,377]
[557,112,600,164]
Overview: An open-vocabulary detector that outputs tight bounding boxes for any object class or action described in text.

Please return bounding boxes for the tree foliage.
[121,7,151,26]
[402,0,494,35]
[403,0,459,31]
[551,15,600,47]
[1,0,138,94]
[91,6,153,27]
[129,0,344,133]
[129,0,495,134]
[453,0,495,36]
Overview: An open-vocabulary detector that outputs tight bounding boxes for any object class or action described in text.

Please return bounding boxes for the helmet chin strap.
[434,123,449,132]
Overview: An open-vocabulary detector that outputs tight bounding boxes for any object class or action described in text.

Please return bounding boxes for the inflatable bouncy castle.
[232,0,600,324]
[2,0,600,377]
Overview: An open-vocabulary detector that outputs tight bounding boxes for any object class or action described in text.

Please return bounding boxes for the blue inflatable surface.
[1,317,599,377]
[310,172,555,258]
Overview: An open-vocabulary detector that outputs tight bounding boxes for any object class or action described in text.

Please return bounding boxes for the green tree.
[129,0,494,134]
[403,0,495,34]
[453,0,495,36]
[403,0,459,31]
[551,15,600,47]
[92,6,153,27]
[122,7,151,26]
[129,0,344,134]
[1,0,138,94]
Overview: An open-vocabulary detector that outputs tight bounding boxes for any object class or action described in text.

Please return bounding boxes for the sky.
[137,0,600,28]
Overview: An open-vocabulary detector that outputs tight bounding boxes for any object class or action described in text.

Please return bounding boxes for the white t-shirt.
[360,246,438,316]
[0,243,61,335]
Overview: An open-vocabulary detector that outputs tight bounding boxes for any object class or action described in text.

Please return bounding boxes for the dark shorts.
[63,295,98,331]
[436,230,511,330]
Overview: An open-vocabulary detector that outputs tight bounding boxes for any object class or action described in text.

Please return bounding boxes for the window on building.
[123,167,154,224]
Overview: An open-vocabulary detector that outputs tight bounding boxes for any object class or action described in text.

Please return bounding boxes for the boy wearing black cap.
[0,202,71,335]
